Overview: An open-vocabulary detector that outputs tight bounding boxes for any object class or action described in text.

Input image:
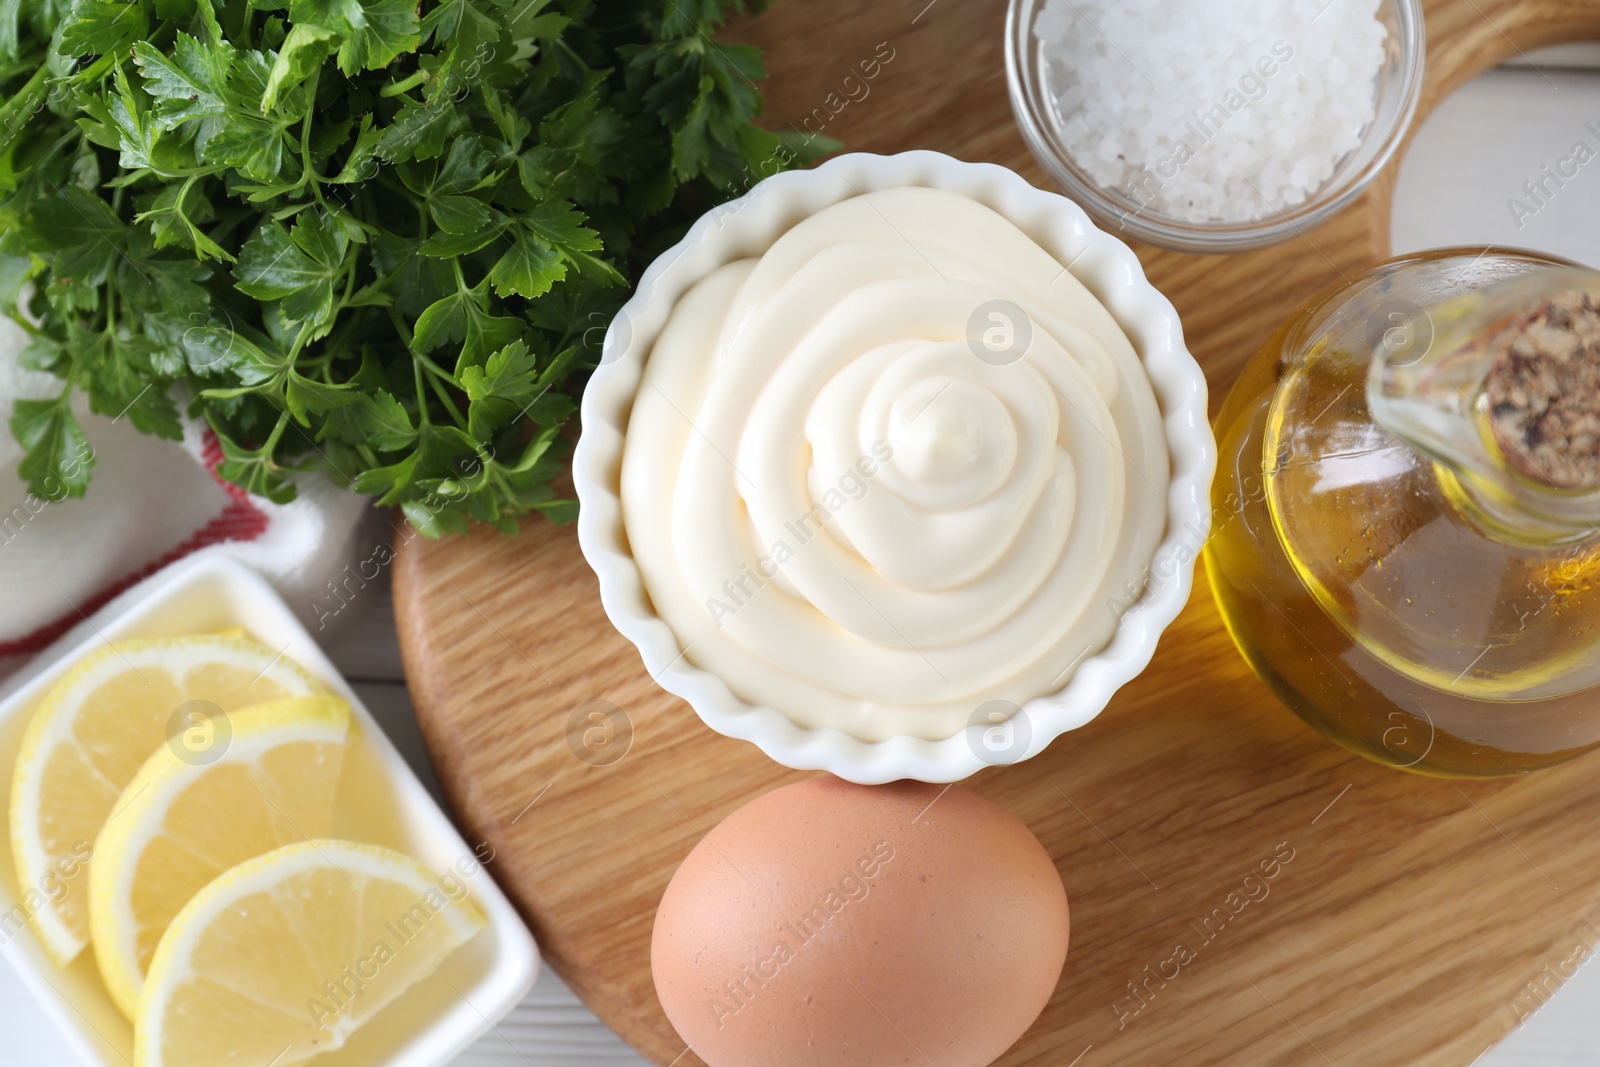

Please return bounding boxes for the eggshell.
[651,777,1069,1067]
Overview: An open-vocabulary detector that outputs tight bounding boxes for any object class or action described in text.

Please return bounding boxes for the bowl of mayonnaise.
[575,150,1214,784]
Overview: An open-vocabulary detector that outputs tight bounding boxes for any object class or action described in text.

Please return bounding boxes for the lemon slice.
[9,635,322,965]
[137,840,487,1067]
[90,695,352,1019]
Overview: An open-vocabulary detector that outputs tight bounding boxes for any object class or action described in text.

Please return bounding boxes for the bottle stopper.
[1485,287,1600,491]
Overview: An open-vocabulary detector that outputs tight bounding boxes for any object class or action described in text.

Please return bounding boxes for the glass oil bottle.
[1205,248,1600,776]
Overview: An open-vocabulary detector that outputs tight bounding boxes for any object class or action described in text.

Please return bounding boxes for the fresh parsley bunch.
[0,0,828,533]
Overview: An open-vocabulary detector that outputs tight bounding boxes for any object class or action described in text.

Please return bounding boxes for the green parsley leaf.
[234,212,348,329]
[375,98,466,163]
[132,33,230,129]
[263,23,336,111]
[212,420,297,504]
[59,0,147,59]
[412,278,523,368]
[350,388,418,451]
[10,393,94,499]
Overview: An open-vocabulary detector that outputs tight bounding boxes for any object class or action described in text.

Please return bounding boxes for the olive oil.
[1205,250,1600,777]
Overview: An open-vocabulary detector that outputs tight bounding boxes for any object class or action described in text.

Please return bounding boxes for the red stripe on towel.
[0,429,269,658]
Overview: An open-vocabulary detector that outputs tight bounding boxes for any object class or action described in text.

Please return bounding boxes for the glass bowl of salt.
[1006,0,1425,253]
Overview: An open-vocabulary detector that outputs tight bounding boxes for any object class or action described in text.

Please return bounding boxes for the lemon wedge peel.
[9,635,321,965]
[89,694,352,1019]
[135,839,486,1067]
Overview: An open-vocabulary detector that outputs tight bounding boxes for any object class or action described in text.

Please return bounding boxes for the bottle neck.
[1434,462,1599,548]
[1367,267,1600,546]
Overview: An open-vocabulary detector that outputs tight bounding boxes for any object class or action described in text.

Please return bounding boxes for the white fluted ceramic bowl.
[574,151,1215,784]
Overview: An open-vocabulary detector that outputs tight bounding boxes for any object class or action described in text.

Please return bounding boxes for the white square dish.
[0,555,539,1067]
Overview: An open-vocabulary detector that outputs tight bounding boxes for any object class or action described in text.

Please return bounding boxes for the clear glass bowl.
[1005,0,1427,253]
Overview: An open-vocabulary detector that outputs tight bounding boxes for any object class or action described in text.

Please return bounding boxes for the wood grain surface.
[394,2,1600,1065]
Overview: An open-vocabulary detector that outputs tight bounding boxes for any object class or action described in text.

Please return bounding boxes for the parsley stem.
[425,367,468,429]
[340,257,359,305]
[389,306,468,429]
[67,51,116,89]
[417,353,458,381]
[0,64,49,159]
[288,323,313,363]
[554,40,590,77]
[262,411,290,455]
[414,350,468,428]
[391,307,433,432]
[299,69,324,204]
[387,305,416,349]
[380,71,429,98]
[412,353,430,430]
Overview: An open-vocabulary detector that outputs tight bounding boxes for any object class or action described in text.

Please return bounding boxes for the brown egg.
[651,777,1070,1067]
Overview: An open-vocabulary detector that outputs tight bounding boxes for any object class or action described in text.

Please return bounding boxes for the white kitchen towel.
[0,314,374,683]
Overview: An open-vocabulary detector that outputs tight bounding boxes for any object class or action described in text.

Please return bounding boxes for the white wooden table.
[4,50,1600,1067]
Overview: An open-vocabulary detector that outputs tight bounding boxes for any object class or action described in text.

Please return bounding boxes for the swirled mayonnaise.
[621,187,1168,742]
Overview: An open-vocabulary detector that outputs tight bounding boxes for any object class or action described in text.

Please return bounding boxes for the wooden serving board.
[394,2,1600,1065]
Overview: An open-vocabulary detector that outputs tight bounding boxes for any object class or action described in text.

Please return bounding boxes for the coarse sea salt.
[1035,0,1388,222]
